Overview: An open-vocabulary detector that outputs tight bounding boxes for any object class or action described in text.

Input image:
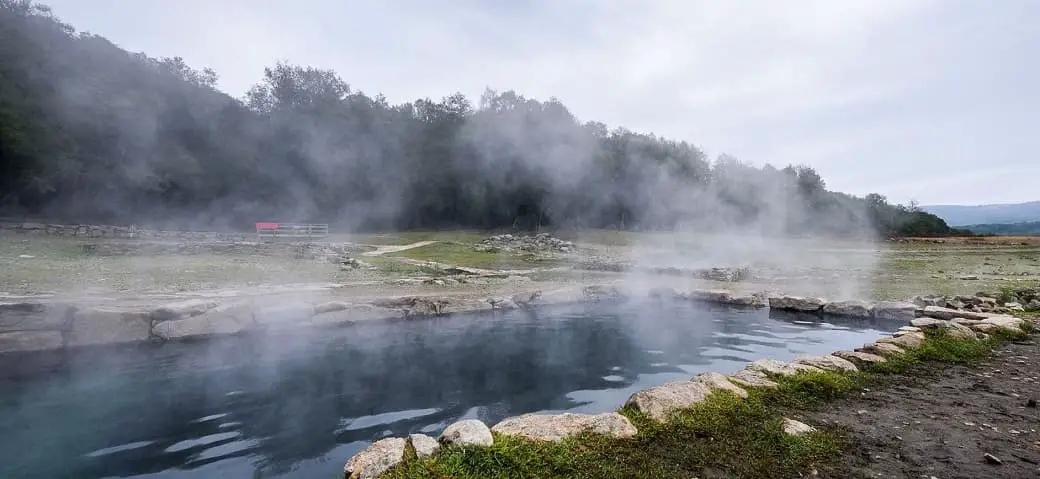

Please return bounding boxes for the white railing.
[255,222,329,240]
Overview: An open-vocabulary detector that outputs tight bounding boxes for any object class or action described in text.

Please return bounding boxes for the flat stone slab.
[0,330,64,352]
[872,301,918,321]
[832,350,887,367]
[858,342,907,357]
[877,331,926,349]
[768,296,825,312]
[792,355,858,372]
[70,308,151,346]
[922,306,989,321]
[491,412,637,442]
[746,358,823,376]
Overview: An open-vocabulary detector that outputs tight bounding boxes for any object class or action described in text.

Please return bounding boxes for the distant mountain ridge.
[961,221,1040,236]
[922,201,1040,226]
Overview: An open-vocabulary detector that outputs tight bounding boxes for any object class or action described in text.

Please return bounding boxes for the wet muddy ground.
[811,330,1040,478]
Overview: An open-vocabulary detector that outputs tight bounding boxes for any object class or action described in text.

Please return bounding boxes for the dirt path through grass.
[812,337,1040,478]
[360,240,439,256]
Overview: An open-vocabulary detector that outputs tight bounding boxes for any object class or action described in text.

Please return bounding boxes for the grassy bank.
[381,322,1036,479]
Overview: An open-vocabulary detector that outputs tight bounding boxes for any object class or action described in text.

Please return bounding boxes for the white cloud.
[42,0,1040,205]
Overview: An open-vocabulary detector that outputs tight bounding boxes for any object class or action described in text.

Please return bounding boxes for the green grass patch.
[379,325,1033,479]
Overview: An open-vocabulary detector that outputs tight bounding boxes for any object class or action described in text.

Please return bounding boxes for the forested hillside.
[0,1,957,237]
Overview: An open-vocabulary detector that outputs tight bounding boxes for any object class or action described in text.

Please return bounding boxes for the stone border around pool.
[338,291,1037,479]
[0,285,1022,356]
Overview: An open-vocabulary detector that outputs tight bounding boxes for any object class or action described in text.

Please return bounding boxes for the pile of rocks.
[474,233,574,254]
[912,288,1040,314]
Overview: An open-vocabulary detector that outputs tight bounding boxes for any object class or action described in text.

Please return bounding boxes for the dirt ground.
[810,332,1040,479]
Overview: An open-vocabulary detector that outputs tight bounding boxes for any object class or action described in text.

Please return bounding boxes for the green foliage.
[385,391,845,479]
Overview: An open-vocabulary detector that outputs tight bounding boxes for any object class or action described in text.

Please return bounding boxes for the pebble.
[984,453,1003,465]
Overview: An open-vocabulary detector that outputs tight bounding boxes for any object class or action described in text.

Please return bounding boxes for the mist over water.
[0,301,902,478]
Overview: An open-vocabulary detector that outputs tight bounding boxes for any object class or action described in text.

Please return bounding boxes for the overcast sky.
[43,0,1039,206]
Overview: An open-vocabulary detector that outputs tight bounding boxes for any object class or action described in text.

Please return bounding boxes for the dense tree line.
[0,1,958,237]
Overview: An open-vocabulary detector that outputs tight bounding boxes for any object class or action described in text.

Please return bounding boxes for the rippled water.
[0,300,901,478]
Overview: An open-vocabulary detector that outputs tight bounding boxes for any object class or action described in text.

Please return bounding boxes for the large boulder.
[625,380,712,422]
[822,300,873,318]
[872,301,918,321]
[70,308,152,346]
[792,355,858,372]
[439,420,493,447]
[343,437,407,479]
[491,412,637,442]
[768,296,825,313]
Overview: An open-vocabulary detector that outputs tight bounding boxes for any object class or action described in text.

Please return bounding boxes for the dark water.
[0,300,900,478]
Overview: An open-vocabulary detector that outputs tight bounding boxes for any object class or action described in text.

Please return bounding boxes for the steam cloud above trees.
[0,1,955,237]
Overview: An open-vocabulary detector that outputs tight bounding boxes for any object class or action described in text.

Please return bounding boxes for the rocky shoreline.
[1,285,1034,356]
[336,289,1036,479]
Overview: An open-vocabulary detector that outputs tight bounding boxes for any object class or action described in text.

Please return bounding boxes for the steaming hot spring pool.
[0,300,901,478]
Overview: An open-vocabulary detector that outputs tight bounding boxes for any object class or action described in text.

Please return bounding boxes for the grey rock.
[343,437,407,479]
[768,296,826,312]
[1004,302,1025,312]
[727,369,779,389]
[922,306,989,321]
[313,301,350,315]
[878,331,926,349]
[781,418,816,436]
[910,317,949,329]
[70,308,151,346]
[1027,299,1040,310]
[152,303,253,340]
[0,330,64,352]
[491,412,637,442]
[872,301,918,321]
[624,380,713,422]
[151,299,219,321]
[692,371,748,398]
[822,300,873,318]
[407,434,440,458]
[858,341,906,357]
[792,355,858,372]
[439,419,493,447]
[912,295,947,308]
[831,350,887,367]
[746,358,823,376]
